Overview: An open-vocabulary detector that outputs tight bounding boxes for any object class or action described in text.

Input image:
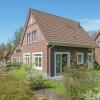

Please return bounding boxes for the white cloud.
[79,19,100,31]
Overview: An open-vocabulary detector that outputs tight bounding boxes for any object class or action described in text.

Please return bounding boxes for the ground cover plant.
[0,74,36,100]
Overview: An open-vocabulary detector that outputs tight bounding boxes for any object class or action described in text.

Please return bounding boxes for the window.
[77,53,84,64]
[27,33,31,44]
[32,52,42,70]
[27,31,38,44]
[32,31,37,42]
[12,57,17,63]
[23,53,30,65]
[98,41,100,47]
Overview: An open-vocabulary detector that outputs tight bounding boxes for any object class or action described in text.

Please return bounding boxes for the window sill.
[34,67,42,70]
[77,63,84,65]
[27,41,37,45]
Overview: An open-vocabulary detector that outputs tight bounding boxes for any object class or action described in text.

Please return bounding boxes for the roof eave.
[47,42,96,48]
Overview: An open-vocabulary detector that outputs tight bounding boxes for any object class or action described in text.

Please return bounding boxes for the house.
[0,49,10,61]
[10,42,22,63]
[10,8,96,77]
[95,31,100,65]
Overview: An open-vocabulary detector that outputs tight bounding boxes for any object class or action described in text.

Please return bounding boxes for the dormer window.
[32,31,37,42]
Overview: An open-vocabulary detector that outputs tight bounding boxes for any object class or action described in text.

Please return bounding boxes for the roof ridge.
[30,8,79,25]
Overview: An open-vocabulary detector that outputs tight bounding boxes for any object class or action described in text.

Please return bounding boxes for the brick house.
[10,9,96,77]
[95,31,100,65]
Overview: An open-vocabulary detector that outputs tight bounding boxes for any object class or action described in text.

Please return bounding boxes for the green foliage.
[9,65,49,90]
[5,62,21,71]
[94,63,100,70]
[63,68,96,100]
[27,69,48,90]
[0,74,35,100]
[13,27,23,45]
[8,64,29,81]
[45,80,64,94]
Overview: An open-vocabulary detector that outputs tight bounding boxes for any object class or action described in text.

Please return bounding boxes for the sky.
[0,0,100,44]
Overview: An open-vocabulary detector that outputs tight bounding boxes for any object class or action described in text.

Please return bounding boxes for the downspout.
[48,45,54,77]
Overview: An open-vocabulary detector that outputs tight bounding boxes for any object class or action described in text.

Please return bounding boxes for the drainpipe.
[48,45,54,77]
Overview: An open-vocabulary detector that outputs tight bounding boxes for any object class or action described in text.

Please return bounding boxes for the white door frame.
[87,53,94,69]
[54,52,70,76]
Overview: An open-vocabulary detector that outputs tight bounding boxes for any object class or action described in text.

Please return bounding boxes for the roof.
[95,31,100,40]
[2,49,10,58]
[21,8,96,48]
[9,42,20,57]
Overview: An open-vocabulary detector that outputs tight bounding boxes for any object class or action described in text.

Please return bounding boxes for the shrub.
[6,61,21,71]
[26,69,48,90]
[63,67,96,100]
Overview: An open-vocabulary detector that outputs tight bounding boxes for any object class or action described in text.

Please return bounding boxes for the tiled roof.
[21,9,97,48]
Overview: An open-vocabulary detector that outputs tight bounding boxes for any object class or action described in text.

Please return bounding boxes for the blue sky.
[0,0,100,44]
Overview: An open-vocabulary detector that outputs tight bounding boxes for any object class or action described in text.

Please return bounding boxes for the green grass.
[8,68,27,80]
[0,74,36,100]
[45,80,65,94]
[45,77,100,95]
[94,71,100,76]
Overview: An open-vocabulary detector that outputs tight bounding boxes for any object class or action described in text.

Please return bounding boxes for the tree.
[0,43,6,60]
[13,27,23,45]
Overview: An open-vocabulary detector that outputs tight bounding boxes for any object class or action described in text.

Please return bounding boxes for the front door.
[55,52,70,76]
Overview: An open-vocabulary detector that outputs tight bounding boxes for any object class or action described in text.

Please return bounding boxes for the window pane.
[39,57,41,67]
[78,54,82,62]
[24,55,30,65]
[77,53,84,64]
[32,31,37,42]
[35,57,38,67]
[13,58,17,63]
[27,33,31,43]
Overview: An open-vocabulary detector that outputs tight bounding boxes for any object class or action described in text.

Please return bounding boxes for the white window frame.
[77,52,84,64]
[23,53,30,65]
[32,52,43,70]
[27,33,31,44]
[12,57,17,63]
[87,53,94,69]
[32,31,37,42]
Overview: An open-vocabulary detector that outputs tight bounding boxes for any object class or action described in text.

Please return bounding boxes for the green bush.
[63,68,96,100]
[6,62,21,71]
[26,69,48,90]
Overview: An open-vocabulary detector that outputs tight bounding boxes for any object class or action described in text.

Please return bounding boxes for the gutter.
[48,45,54,77]
[47,42,96,49]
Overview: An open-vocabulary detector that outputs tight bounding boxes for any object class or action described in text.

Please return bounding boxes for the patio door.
[87,53,94,69]
[55,52,70,76]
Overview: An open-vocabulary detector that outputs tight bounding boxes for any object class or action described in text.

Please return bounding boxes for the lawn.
[95,70,100,76]
[0,74,36,100]
[45,80,65,94]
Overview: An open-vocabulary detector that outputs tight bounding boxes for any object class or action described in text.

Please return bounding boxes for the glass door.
[55,54,62,76]
[55,52,70,76]
[88,53,94,69]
